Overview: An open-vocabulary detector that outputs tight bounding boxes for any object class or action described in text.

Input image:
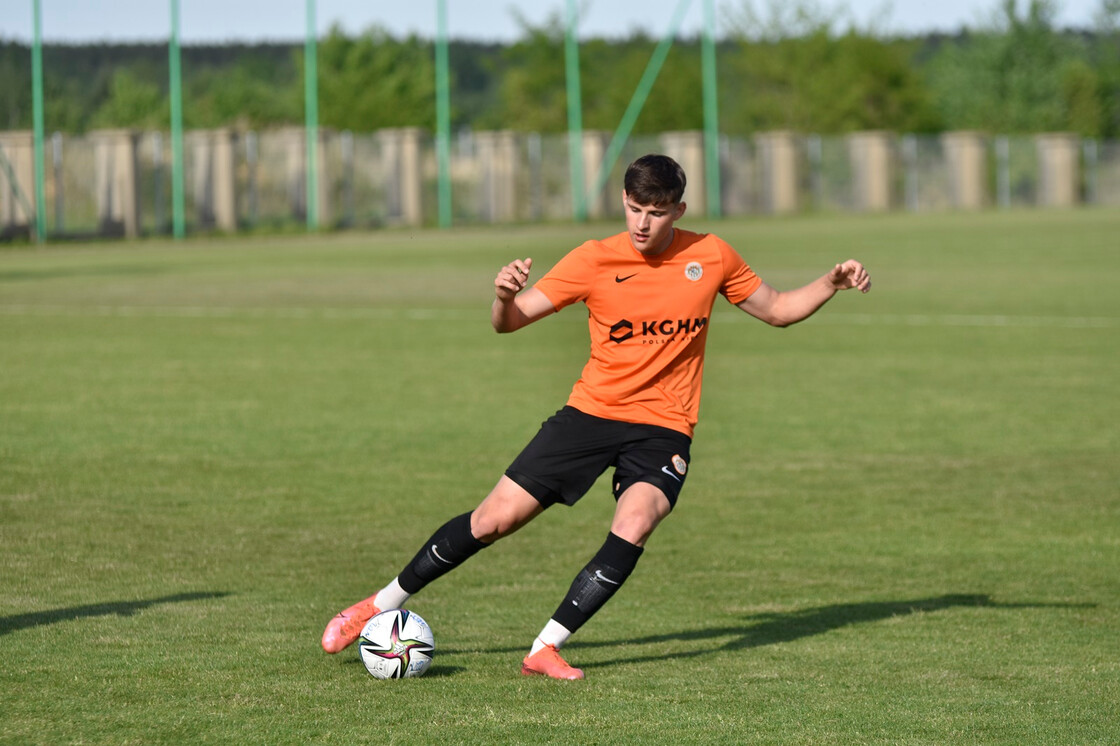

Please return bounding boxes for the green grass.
[2,209,1118,744]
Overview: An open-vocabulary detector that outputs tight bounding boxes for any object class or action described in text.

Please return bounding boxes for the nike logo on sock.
[594,570,621,585]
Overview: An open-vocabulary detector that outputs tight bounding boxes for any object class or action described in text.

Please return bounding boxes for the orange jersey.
[533,229,762,437]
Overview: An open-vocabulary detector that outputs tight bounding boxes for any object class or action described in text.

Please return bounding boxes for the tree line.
[1,0,1118,139]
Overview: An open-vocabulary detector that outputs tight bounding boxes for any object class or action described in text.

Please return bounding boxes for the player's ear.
[674,201,687,220]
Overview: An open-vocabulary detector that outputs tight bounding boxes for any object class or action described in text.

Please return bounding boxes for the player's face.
[623,191,686,255]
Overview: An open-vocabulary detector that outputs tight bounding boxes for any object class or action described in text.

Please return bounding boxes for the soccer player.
[322,154,872,679]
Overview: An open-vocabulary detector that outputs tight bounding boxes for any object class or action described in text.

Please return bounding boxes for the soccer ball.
[357,609,435,679]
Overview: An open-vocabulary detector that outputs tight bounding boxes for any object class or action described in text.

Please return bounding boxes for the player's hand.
[495,258,533,302]
[827,259,871,293]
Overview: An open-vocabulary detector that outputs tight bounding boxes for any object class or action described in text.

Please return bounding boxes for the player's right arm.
[491,257,557,333]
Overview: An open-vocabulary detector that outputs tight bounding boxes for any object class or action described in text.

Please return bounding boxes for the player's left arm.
[492,258,557,333]
[736,259,871,328]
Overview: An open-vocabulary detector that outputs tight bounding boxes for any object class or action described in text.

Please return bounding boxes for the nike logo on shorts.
[661,466,682,482]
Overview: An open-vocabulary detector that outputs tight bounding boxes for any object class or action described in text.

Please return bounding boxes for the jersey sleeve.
[532,240,598,311]
[717,238,763,304]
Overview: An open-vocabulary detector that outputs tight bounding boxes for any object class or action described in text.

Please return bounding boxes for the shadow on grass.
[342,657,466,678]
[568,593,1094,670]
[0,591,232,636]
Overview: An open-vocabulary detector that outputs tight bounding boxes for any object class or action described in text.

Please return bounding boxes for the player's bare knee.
[611,486,671,545]
[471,489,542,542]
[609,519,653,546]
[610,509,665,546]
[469,508,510,543]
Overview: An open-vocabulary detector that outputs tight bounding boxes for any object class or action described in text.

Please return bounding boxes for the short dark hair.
[624,154,687,206]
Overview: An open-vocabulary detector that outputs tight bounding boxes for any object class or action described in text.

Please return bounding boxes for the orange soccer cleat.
[520,644,585,680]
[321,595,381,654]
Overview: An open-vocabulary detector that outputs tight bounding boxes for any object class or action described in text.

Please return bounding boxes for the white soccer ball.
[357,609,435,679]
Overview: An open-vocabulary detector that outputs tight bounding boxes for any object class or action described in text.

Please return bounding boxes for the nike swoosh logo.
[661,466,682,482]
[593,570,621,585]
[431,544,452,565]
[615,273,638,283]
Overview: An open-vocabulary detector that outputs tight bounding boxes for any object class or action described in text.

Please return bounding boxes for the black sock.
[550,532,644,634]
[397,512,488,594]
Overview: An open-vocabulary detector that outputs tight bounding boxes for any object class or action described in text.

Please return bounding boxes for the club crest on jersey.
[671,455,688,475]
[684,262,704,281]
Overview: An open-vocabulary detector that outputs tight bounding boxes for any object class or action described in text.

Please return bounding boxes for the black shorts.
[505,406,692,509]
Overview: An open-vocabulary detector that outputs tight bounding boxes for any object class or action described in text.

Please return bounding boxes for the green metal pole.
[169,0,185,239]
[304,0,319,230]
[590,0,692,203]
[30,0,46,242]
[564,0,585,222]
[701,0,721,218]
[435,0,452,228]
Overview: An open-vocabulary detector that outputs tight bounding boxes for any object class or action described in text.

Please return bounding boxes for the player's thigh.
[471,475,545,542]
[610,482,672,547]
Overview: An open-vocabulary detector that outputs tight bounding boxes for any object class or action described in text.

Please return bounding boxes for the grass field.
[2,208,1118,744]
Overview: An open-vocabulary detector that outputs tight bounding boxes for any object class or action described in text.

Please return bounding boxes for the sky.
[0,0,1106,44]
